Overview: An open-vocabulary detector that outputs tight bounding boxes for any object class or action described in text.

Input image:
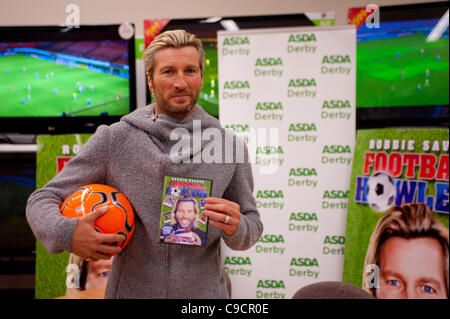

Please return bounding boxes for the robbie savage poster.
[343,128,449,298]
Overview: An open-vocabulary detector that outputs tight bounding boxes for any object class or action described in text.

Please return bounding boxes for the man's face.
[376,236,447,299]
[147,46,203,119]
[176,201,196,228]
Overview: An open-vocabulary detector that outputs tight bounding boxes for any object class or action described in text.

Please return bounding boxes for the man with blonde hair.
[27,29,263,298]
[144,30,205,80]
[363,203,448,299]
[143,29,205,120]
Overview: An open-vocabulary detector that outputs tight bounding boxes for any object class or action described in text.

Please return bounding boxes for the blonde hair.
[363,203,449,297]
[171,194,200,229]
[143,29,205,80]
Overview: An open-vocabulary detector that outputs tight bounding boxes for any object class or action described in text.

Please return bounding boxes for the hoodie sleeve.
[26,125,111,254]
[221,145,263,250]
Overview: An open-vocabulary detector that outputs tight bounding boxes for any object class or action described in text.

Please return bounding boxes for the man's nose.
[405,285,418,299]
[174,72,187,89]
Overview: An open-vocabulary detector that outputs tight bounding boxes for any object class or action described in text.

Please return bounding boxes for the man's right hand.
[71,206,125,261]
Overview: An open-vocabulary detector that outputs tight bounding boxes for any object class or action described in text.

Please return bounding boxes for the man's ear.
[146,72,154,93]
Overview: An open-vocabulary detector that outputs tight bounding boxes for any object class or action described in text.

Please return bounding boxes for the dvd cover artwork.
[159,176,212,246]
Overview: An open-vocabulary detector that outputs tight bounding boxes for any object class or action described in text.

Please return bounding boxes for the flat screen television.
[352,2,449,128]
[145,14,317,118]
[0,24,136,134]
[0,152,36,274]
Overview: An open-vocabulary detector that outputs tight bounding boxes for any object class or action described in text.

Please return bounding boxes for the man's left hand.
[203,197,240,236]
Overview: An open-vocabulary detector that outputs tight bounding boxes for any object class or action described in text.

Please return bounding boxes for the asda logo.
[223,80,250,89]
[288,78,317,87]
[256,190,284,199]
[322,145,351,154]
[289,168,317,177]
[289,212,318,222]
[322,55,351,64]
[257,280,286,289]
[224,124,250,132]
[256,102,283,111]
[224,256,252,265]
[258,234,285,244]
[288,123,317,132]
[290,257,319,267]
[255,57,283,67]
[322,100,351,109]
[323,190,349,199]
[288,33,317,42]
[223,36,250,46]
[256,146,284,155]
[324,235,345,245]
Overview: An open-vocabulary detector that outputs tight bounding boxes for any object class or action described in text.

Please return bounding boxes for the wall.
[0,0,441,37]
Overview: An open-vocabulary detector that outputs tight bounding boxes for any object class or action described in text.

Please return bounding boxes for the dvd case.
[159,176,212,246]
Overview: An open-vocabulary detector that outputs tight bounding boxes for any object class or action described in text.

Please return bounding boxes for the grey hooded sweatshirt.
[26,104,263,299]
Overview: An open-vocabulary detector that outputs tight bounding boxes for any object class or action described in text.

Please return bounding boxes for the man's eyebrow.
[381,270,443,287]
[161,63,199,68]
[380,269,404,279]
[157,64,174,70]
[184,64,200,69]
[416,277,444,288]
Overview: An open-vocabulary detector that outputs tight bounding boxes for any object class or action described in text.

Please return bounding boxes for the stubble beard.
[153,84,201,119]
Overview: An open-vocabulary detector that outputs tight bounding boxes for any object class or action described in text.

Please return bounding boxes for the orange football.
[60,184,135,253]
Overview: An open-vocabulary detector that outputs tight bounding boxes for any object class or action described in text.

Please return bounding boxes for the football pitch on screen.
[198,43,218,117]
[0,54,130,117]
[357,33,449,108]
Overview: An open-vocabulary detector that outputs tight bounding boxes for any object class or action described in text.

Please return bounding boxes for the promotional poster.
[343,128,449,298]
[34,134,92,299]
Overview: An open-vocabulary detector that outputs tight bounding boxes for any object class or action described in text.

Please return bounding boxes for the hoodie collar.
[120,104,222,158]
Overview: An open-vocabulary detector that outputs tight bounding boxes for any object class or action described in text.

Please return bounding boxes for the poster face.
[159,176,211,246]
[218,25,356,299]
[343,128,449,299]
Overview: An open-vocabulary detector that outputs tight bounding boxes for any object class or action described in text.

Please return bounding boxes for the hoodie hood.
[120,104,224,162]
